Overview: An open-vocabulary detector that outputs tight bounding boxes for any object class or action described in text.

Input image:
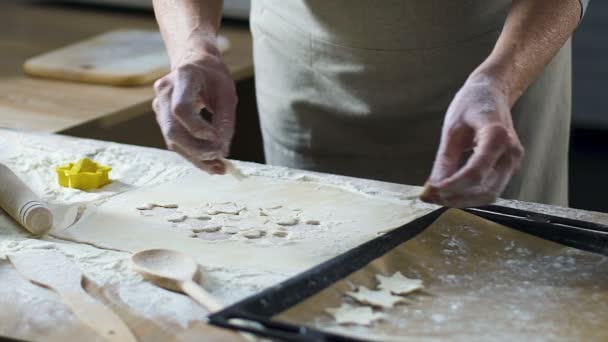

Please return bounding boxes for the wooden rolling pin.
[0,164,53,234]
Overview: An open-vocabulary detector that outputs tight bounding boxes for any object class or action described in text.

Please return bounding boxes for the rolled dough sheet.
[53,173,427,276]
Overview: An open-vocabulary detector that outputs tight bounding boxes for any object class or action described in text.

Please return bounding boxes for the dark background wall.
[570,0,608,213]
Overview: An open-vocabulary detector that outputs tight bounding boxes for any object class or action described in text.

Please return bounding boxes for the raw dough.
[206,202,245,215]
[136,203,156,210]
[183,208,211,220]
[326,303,386,326]
[271,230,289,238]
[346,286,407,309]
[54,173,425,275]
[260,206,301,226]
[376,272,424,296]
[166,214,187,223]
[136,203,179,210]
[241,229,266,239]
[192,225,222,233]
[221,226,240,235]
[275,217,299,226]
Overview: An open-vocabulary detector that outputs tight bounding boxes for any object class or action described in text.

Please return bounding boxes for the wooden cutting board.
[23,30,231,87]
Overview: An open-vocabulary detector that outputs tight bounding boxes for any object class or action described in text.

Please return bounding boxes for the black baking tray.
[208,205,608,341]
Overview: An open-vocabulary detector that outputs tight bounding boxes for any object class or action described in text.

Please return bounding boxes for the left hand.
[420,74,525,208]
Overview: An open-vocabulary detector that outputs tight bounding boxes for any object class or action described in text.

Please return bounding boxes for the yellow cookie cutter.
[56,158,112,190]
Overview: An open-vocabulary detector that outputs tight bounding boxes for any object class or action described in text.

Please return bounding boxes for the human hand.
[153,38,237,174]
[420,75,524,208]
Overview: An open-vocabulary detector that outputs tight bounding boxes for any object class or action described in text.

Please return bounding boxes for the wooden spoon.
[131,249,223,313]
[8,250,137,342]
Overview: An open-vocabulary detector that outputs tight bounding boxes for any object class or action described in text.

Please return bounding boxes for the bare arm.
[153,0,223,65]
[152,0,237,175]
[422,0,583,207]
[475,0,582,106]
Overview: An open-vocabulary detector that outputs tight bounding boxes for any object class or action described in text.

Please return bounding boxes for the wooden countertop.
[0,0,253,133]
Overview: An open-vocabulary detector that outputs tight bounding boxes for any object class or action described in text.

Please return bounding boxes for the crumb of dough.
[376,272,424,296]
[241,229,266,239]
[275,217,299,226]
[222,226,240,235]
[271,230,288,238]
[305,219,320,225]
[136,203,179,210]
[326,303,386,326]
[346,286,407,309]
[166,214,187,223]
[158,203,178,209]
[136,203,156,210]
[192,225,222,233]
[206,202,245,215]
[184,209,212,220]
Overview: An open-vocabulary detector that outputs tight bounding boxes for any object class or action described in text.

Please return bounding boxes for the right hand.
[153,38,237,175]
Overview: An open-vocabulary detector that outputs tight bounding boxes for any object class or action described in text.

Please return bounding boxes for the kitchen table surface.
[0,129,607,341]
[0,0,253,133]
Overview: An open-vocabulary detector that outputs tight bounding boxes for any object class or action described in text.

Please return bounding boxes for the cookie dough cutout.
[206,202,245,215]
[241,229,266,239]
[326,304,386,326]
[376,272,424,296]
[166,214,188,223]
[346,286,407,309]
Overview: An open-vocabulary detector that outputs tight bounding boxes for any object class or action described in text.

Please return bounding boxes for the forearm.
[471,0,582,106]
[152,0,223,66]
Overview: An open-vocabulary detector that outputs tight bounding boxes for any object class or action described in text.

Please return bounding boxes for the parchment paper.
[277,209,608,342]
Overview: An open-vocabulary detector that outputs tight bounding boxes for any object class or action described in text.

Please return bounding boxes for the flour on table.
[206,202,245,215]
[326,303,386,326]
[376,272,424,296]
[346,286,408,309]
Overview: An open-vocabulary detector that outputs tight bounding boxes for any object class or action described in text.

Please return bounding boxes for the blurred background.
[1,0,606,212]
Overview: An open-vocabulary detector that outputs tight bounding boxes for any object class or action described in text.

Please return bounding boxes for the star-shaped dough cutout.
[346,286,406,308]
[376,272,424,295]
[326,303,385,326]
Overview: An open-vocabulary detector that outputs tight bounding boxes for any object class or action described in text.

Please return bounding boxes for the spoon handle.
[181,280,224,313]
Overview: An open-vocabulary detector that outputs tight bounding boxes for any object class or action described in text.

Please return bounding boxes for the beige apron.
[250,0,574,206]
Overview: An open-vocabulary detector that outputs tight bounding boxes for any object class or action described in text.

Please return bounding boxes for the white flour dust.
[0,131,437,334]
